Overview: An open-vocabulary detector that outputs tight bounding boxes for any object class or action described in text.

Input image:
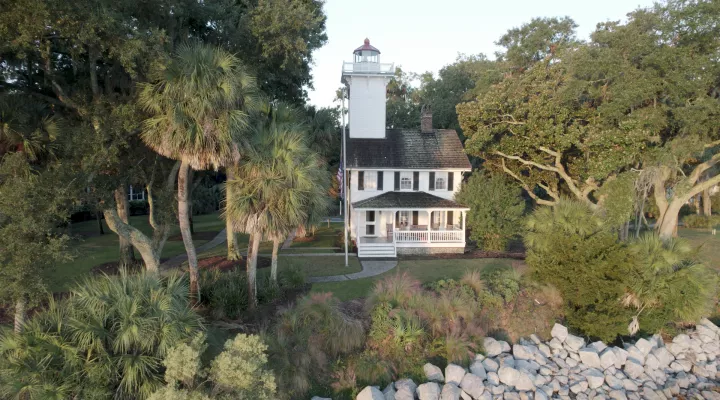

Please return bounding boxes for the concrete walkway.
[161,228,228,269]
[280,231,296,249]
[308,260,397,283]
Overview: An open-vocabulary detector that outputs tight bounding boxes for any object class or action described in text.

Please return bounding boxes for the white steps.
[357,244,396,258]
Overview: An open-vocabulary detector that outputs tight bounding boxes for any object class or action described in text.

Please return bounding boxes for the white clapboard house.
[341,39,472,258]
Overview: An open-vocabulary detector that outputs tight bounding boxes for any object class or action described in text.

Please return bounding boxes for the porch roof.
[353,191,468,209]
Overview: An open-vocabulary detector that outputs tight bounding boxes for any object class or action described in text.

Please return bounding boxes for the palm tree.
[0,94,60,160]
[138,42,258,296]
[623,233,717,335]
[226,106,331,306]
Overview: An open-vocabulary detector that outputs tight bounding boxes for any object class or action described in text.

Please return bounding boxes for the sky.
[307,0,657,109]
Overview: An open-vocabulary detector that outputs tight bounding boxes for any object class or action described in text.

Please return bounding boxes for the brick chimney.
[421,105,433,133]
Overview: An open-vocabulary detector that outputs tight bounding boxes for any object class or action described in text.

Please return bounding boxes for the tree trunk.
[179,161,199,298]
[619,221,630,241]
[271,238,280,282]
[247,231,261,309]
[225,168,242,261]
[703,188,712,216]
[103,208,162,274]
[96,210,104,235]
[115,185,136,268]
[696,193,702,215]
[14,297,26,334]
[657,201,684,240]
[227,228,241,260]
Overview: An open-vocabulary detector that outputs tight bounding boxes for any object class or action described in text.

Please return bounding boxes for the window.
[364,171,377,190]
[400,172,412,190]
[435,177,446,190]
[128,185,145,201]
[433,211,442,225]
[365,211,376,235]
[399,211,410,227]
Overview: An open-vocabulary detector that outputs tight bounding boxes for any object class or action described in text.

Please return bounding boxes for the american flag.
[336,160,343,200]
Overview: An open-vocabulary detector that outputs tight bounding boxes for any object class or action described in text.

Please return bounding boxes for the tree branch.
[539,146,593,205]
[688,152,720,186]
[686,171,720,200]
[704,140,720,149]
[494,151,558,172]
[537,182,560,201]
[501,159,556,206]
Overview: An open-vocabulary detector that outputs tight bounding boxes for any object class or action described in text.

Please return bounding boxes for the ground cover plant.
[303,265,563,400]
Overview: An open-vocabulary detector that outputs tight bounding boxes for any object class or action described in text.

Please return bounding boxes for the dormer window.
[400,172,412,190]
[358,170,383,191]
[364,171,377,190]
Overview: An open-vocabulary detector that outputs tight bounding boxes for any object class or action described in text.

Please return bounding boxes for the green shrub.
[712,192,720,214]
[425,278,476,301]
[525,200,635,342]
[679,204,696,218]
[200,269,249,320]
[200,267,307,319]
[279,265,306,289]
[455,172,526,251]
[192,183,221,215]
[481,267,521,303]
[354,351,393,386]
[129,200,149,215]
[0,270,203,399]
[151,333,276,400]
[682,214,720,229]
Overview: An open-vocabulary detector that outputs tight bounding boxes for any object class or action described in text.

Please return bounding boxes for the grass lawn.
[290,222,343,248]
[273,256,362,277]
[311,258,514,301]
[678,228,720,270]
[44,212,224,292]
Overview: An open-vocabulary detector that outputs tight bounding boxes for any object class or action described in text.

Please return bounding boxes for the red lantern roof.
[353,38,380,54]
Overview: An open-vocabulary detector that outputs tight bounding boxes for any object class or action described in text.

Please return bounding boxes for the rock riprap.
[316,319,720,400]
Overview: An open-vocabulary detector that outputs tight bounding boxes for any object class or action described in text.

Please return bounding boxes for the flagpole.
[342,90,349,268]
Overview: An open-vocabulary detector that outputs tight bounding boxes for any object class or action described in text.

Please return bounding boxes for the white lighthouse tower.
[341,38,394,139]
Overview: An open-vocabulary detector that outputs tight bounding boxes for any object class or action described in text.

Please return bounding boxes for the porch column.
[356,209,361,242]
[426,210,431,243]
[461,211,466,244]
[392,210,397,242]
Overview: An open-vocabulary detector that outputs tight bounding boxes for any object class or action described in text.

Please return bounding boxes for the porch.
[352,191,469,258]
[356,209,467,246]
[358,224,465,245]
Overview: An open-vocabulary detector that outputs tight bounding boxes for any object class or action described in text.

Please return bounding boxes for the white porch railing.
[394,230,429,242]
[392,230,463,243]
[429,230,463,242]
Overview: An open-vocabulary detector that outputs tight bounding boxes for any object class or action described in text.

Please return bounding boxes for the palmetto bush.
[624,234,718,335]
[0,270,203,400]
[526,199,718,341]
[200,266,306,320]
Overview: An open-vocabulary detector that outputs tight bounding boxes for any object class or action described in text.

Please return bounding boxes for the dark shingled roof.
[353,191,468,209]
[346,129,472,170]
